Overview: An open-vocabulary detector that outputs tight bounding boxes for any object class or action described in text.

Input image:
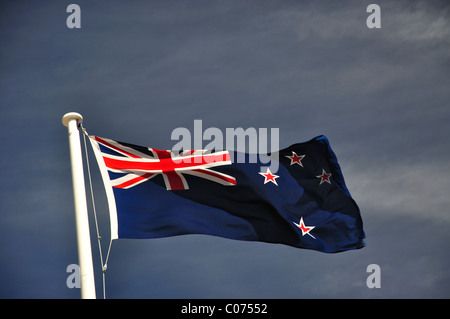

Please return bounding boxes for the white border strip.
[88,136,119,240]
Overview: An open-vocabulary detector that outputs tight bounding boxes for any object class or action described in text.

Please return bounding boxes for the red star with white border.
[259,168,279,186]
[293,217,316,239]
[286,151,305,167]
[316,169,332,185]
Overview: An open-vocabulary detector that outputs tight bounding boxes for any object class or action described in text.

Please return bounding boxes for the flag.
[89,134,365,253]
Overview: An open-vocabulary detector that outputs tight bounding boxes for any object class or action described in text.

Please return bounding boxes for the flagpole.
[62,112,96,299]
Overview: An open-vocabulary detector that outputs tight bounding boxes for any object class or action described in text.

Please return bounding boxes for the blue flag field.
[89,134,365,253]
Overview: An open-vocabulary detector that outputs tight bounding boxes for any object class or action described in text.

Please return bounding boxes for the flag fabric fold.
[89,134,365,253]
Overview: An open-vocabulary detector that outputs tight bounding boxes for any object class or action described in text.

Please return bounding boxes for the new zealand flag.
[89,135,365,253]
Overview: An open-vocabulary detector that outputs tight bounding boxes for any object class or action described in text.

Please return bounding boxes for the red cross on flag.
[93,136,236,190]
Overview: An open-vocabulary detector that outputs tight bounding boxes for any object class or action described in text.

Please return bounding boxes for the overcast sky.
[1,0,449,299]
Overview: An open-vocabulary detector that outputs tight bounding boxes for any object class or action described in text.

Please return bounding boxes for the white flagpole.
[62,112,96,299]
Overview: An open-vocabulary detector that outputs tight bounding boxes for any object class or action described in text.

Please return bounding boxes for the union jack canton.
[91,136,236,191]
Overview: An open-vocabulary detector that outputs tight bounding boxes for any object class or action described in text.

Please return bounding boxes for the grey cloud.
[1,0,449,298]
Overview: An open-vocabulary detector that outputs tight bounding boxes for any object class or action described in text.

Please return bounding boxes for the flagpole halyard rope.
[81,124,112,299]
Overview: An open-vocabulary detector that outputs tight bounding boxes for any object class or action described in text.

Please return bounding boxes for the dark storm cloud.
[1,0,449,298]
